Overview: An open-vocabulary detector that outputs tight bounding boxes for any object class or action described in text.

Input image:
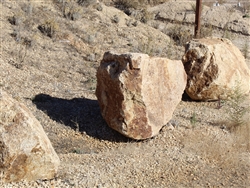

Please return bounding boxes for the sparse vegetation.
[222,26,232,40]
[140,8,153,23]
[242,41,249,59]
[218,0,225,5]
[243,14,250,18]
[54,0,82,20]
[168,25,192,46]
[77,0,97,6]
[200,24,213,38]
[226,82,250,131]
[138,36,153,55]
[38,19,59,38]
[114,0,139,10]
[8,12,23,26]
[216,97,224,109]
[64,2,82,20]
[190,3,196,13]
[8,43,28,69]
[111,14,120,23]
[190,111,197,127]
[21,1,33,16]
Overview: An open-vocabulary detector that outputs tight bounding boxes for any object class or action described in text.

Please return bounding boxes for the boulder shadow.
[32,94,131,142]
[182,90,192,101]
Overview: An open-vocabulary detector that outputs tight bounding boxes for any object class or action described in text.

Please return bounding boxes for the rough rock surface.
[0,90,60,183]
[182,38,250,101]
[96,52,187,140]
[203,5,250,35]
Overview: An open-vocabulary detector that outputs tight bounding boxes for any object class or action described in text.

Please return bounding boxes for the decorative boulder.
[96,52,187,140]
[0,90,60,182]
[182,38,250,101]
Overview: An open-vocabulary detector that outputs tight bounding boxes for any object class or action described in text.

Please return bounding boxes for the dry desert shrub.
[138,36,153,55]
[114,0,142,10]
[244,2,250,12]
[38,19,59,38]
[8,12,23,26]
[225,82,250,131]
[64,2,82,20]
[242,41,249,59]
[54,0,83,20]
[147,0,170,6]
[190,111,197,128]
[167,25,192,46]
[232,122,250,151]
[217,0,225,5]
[114,0,169,11]
[180,127,249,171]
[202,2,213,7]
[111,14,120,23]
[20,1,33,16]
[0,99,17,125]
[200,24,213,38]
[140,8,154,23]
[77,0,97,6]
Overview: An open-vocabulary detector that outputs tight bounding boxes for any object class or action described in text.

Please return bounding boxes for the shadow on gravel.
[32,94,131,142]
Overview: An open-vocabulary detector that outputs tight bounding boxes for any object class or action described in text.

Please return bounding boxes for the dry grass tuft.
[38,19,59,38]
[225,83,250,131]
[181,125,249,170]
[242,41,249,59]
[167,25,192,46]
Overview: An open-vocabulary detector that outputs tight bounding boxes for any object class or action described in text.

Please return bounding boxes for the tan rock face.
[96,52,187,140]
[0,90,60,183]
[182,38,250,101]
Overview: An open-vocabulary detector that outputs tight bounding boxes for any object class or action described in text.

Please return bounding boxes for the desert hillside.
[0,0,250,187]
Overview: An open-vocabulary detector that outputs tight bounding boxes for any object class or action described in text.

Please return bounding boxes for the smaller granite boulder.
[0,90,60,182]
[96,52,187,140]
[182,38,250,101]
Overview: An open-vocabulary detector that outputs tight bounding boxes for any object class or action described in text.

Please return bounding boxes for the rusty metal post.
[194,0,202,38]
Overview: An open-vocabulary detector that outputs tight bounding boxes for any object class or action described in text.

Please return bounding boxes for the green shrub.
[243,14,250,18]
[190,111,197,128]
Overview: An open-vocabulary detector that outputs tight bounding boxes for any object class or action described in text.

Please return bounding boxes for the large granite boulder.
[0,90,60,182]
[96,52,187,140]
[182,38,250,101]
